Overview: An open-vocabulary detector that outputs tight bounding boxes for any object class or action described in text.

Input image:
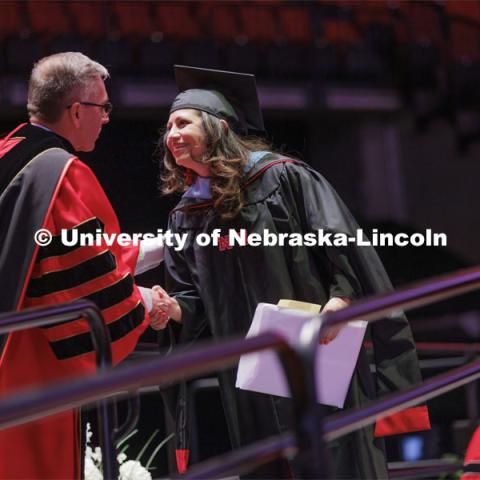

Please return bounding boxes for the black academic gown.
[163,154,430,479]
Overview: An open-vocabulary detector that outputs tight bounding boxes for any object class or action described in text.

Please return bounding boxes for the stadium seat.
[26,1,70,38]
[111,2,155,38]
[154,3,202,41]
[0,2,27,39]
[237,2,280,45]
[196,2,241,44]
[66,2,106,38]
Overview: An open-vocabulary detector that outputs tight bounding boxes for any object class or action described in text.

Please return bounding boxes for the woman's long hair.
[160,110,271,219]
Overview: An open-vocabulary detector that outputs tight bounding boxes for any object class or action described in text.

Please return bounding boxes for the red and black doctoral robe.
[0,123,148,479]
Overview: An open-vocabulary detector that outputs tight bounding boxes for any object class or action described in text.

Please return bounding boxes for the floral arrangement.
[84,422,174,480]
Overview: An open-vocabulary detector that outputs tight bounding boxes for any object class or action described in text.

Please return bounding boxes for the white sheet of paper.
[235,303,367,408]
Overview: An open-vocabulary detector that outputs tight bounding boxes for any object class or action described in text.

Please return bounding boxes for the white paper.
[235,303,367,408]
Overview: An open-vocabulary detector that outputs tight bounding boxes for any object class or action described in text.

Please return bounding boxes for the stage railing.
[177,351,480,479]
[1,266,480,478]
[299,266,480,443]
[0,300,120,479]
[388,458,464,479]
[0,331,325,478]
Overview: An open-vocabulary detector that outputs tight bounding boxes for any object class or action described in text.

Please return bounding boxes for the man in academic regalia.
[0,52,166,479]
[155,65,431,479]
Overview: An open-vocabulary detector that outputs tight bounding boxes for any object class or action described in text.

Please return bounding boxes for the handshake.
[149,285,182,330]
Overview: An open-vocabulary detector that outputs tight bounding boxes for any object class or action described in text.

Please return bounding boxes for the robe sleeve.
[281,161,430,435]
[281,162,362,301]
[22,159,148,370]
[164,221,208,344]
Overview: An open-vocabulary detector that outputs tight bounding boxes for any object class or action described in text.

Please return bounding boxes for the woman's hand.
[149,285,182,330]
[319,297,351,344]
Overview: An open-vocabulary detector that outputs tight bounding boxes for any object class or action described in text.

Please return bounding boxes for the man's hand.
[319,297,351,344]
[149,285,182,331]
[150,287,169,330]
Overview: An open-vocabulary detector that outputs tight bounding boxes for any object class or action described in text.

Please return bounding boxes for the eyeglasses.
[67,101,113,116]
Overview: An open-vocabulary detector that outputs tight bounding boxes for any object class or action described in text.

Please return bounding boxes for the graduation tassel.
[176,449,189,474]
[176,381,190,474]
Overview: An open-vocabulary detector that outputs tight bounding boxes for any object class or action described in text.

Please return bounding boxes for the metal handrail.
[278,266,480,476]
[317,266,480,331]
[0,332,327,479]
[366,340,480,353]
[133,265,480,475]
[289,267,480,436]
[177,350,480,480]
[0,300,119,479]
[388,459,464,479]
[2,267,480,478]
[323,356,480,440]
[286,266,480,477]
[175,433,296,480]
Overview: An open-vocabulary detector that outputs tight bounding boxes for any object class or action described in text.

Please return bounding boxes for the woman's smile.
[170,143,189,156]
[166,109,210,176]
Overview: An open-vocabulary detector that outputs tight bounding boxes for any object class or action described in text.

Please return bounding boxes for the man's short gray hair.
[27,52,109,123]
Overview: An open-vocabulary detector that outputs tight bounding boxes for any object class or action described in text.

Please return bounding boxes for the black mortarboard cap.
[170,65,265,135]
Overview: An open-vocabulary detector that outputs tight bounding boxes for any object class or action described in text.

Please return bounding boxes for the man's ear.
[68,102,81,127]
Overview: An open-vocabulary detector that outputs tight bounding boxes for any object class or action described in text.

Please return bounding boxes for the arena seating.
[1,0,480,144]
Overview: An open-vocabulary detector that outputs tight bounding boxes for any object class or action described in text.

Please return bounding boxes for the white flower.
[85,425,171,479]
[84,457,103,480]
[119,460,152,480]
[91,446,102,464]
[86,422,93,443]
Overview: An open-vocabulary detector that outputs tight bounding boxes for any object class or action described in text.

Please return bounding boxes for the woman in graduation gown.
[155,65,430,479]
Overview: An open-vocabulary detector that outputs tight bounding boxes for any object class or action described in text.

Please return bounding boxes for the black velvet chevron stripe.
[35,218,105,262]
[27,251,117,298]
[40,274,135,330]
[85,273,134,310]
[50,302,145,360]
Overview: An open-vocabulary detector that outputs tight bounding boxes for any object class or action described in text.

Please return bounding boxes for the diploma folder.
[235,301,367,408]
